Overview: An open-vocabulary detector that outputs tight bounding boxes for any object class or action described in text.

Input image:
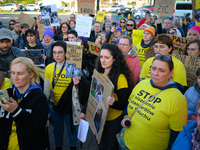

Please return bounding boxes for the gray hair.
[120,36,132,45]
[173,17,180,25]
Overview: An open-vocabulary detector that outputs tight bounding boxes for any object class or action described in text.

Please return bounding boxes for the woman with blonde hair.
[0,57,49,150]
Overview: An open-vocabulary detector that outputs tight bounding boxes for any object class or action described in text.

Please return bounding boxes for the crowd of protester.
[1,10,200,150]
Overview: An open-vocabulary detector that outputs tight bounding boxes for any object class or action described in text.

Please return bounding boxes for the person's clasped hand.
[107,96,115,106]
[0,97,18,113]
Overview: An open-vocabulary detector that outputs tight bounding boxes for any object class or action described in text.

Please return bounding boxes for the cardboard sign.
[40,4,59,27]
[96,11,105,22]
[75,15,92,38]
[85,69,114,144]
[132,29,144,46]
[88,41,101,56]
[154,0,176,16]
[66,43,83,69]
[17,12,35,29]
[172,35,191,54]
[77,0,95,14]
[21,49,45,67]
[38,24,45,40]
[172,54,200,87]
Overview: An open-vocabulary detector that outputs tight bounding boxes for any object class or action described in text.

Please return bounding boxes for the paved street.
[48,124,99,150]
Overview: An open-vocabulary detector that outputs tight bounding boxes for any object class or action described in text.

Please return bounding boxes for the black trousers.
[98,114,123,150]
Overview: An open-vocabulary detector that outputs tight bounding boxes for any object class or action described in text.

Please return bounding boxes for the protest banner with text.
[96,11,105,22]
[21,49,45,67]
[172,54,200,87]
[75,15,92,38]
[17,12,35,29]
[77,0,95,14]
[88,41,101,56]
[171,35,191,54]
[86,69,114,144]
[154,0,176,16]
[132,29,144,46]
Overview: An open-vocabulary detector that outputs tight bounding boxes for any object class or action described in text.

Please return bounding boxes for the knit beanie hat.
[188,26,200,39]
[144,26,155,38]
[43,27,54,38]
[68,30,78,37]
[116,26,122,34]
[105,22,112,29]
[106,17,112,22]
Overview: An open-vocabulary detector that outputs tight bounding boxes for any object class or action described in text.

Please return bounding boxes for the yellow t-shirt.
[105,74,128,121]
[2,77,12,90]
[136,42,149,68]
[45,63,72,106]
[7,121,19,150]
[140,56,187,86]
[124,79,187,150]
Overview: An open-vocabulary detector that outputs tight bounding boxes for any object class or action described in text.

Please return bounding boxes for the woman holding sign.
[122,54,187,150]
[79,43,134,150]
[140,34,187,87]
[44,41,90,150]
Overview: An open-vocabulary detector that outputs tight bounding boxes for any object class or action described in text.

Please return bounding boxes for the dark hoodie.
[24,42,44,49]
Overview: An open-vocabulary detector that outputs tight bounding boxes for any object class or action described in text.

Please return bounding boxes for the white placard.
[75,15,92,38]
[77,119,89,143]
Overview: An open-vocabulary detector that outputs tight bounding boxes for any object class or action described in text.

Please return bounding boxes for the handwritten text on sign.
[172,35,191,54]
[154,0,175,16]
[173,54,200,87]
[77,0,95,14]
[75,15,92,38]
[66,44,83,68]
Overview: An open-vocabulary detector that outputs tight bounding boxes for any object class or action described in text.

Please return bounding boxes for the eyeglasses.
[62,27,68,29]
[155,54,172,62]
[94,26,101,28]
[169,32,176,35]
[10,24,14,25]
[119,43,129,47]
[187,48,198,52]
[53,51,64,55]
[127,24,133,27]
[120,22,125,23]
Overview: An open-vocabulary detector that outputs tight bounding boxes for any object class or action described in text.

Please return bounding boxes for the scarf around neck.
[192,127,200,150]
[42,38,53,48]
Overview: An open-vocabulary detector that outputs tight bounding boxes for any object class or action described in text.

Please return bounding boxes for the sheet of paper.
[77,119,89,143]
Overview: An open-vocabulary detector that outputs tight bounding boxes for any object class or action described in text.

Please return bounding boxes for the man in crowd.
[157,15,173,34]
[122,18,137,37]
[173,17,185,37]
[0,28,23,72]
[11,22,21,41]
[70,14,76,21]
[87,21,102,42]
[137,11,151,28]
[15,23,29,49]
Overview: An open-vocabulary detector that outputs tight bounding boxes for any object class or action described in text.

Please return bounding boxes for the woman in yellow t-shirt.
[79,43,134,150]
[140,34,187,87]
[0,70,12,90]
[122,54,187,150]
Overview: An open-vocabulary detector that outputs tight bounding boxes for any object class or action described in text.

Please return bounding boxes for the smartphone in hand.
[0,90,10,104]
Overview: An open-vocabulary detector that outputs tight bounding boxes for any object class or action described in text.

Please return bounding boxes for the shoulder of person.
[12,46,23,56]
[171,56,185,67]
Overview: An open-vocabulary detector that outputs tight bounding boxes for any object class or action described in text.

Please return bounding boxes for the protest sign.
[65,62,81,78]
[77,0,95,14]
[172,54,200,87]
[40,4,59,27]
[88,41,101,56]
[38,24,45,40]
[85,69,114,144]
[96,11,105,22]
[65,41,81,46]
[154,0,176,16]
[171,35,191,54]
[21,49,45,67]
[66,43,83,69]
[75,15,92,38]
[17,12,35,29]
[194,8,200,22]
[132,29,144,46]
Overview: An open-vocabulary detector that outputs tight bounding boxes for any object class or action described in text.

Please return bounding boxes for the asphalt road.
[0,11,141,28]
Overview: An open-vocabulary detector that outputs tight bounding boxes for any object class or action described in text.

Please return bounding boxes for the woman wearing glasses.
[119,18,126,31]
[44,41,89,150]
[183,39,200,57]
[167,28,182,37]
[54,22,71,41]
[140,34,187,87]
[122,54,187,150]
[8,19,16,31]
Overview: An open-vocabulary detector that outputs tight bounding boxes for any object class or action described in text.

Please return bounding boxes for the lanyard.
[52,62,66,89]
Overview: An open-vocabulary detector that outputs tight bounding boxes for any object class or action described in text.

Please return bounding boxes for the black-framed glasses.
[10,24,14,25]
[155,53,172,62]
[127,24,133,27]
